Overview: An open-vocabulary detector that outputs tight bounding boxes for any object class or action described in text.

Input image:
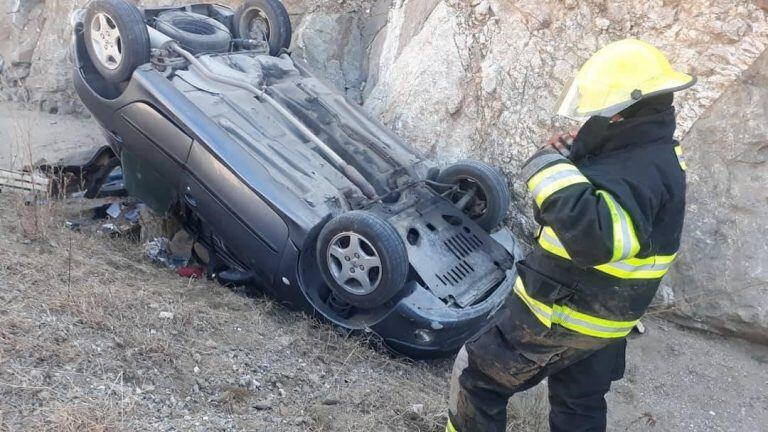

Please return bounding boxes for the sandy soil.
[1,109,767,431]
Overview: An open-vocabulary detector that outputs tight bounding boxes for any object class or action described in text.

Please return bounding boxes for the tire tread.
[84,0,150,84]
[316,211,408,309]
[437,160,511,231]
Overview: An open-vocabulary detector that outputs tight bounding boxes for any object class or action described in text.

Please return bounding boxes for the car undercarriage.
[71,0,522,358]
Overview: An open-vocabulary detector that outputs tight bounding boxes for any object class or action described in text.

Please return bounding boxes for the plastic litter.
[144,237,173,268]
[177,266,203,279]
[106,202,121,219]
[65,199,143,237]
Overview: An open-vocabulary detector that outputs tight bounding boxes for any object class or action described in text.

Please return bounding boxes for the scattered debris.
[37,146,124,198]
[145,230,205,280]
[64,198,143,238]
[145,237,173,267]
[105,202,121,219]
[177,266,203,279]
[253,401,271,411]
[411,403,425,415]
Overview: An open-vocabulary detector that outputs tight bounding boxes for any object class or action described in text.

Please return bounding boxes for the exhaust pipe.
[167,42,378,199]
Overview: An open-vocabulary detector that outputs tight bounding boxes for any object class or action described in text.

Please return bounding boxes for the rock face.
[663,49,768,344]
[344,0,768,341]
[360,0,768,231]
[1,0,767,341]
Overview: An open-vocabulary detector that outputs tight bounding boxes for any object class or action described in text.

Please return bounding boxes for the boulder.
[663,49,768,344]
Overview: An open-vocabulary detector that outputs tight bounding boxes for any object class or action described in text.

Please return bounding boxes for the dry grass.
[0,189,547,431]
[0,192,447,431]
[508,384,548,432]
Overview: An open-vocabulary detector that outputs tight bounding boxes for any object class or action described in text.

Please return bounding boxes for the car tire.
[316,211,408,309]
[84,0,150,84]
[436,160,511,232]
[233,0,292,56]
[154,11,232,54]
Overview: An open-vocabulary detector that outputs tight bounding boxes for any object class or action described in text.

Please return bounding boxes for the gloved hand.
[545,132,576,157]
[521,131,578,182]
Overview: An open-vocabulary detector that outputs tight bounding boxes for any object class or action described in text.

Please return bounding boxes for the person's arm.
[521,148,651,267]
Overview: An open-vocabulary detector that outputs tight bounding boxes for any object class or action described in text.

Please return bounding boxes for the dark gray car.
[72,0,521,358]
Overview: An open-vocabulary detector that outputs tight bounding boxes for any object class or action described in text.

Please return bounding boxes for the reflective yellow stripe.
[515,277,638,339]
[537,227,675,280]
[527,164,579,190]
[596,190,641,262]
[527,163,590,207]
[445,419,458,432]
[675,145,687,171]
[553,304,637,338]
[595,254,677,279]
[527,164,640,260]
[513,277,553,328]
[538,226,571,259]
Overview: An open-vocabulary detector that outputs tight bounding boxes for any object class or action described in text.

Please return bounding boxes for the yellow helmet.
[556,39,696,120]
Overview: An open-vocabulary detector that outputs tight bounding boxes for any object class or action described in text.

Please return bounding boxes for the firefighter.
[446,39,695,432]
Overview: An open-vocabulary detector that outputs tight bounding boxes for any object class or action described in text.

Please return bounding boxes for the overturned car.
[71,0,522,357]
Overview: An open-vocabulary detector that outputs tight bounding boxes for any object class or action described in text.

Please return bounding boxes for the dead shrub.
[50,404,120,432]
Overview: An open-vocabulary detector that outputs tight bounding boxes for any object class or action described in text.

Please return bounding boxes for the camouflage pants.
[448,294,627,432]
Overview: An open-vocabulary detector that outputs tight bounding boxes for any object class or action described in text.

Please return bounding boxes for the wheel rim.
[447,177,489,220]
[242,9,271,42]
[90,12,123,70]
[326,232,382,296]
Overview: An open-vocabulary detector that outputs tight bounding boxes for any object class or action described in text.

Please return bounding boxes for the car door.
[182,141,288,284]
[113,102,193,212]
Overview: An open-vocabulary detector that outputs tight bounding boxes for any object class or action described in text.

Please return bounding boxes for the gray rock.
[253,400,271,410]
[364,0,768,226]
[358,0,768,340]
[292,12,367,103]
[664,48,768,344]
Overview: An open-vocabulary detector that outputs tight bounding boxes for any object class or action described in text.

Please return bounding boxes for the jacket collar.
[569,107,677,162]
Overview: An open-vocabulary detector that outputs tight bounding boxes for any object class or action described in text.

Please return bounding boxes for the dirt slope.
[0,192,767,432]
[0,194,451,431]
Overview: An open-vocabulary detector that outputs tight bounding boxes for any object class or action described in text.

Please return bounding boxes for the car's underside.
[72,0,521,357]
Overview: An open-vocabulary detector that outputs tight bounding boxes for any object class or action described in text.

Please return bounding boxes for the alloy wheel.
[90,12,123,70]
[326,232,383,296]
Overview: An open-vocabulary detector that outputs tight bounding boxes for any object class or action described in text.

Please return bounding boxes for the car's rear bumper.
[285,227,521,359]
[369,267,515,359]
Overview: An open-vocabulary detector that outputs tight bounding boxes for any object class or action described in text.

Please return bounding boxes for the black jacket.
[517,108,686,337]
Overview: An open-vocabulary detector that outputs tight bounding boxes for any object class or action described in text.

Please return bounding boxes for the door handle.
[183,187,198,208]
